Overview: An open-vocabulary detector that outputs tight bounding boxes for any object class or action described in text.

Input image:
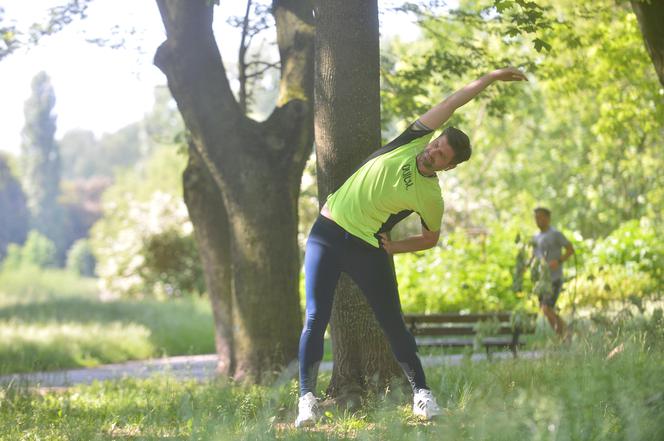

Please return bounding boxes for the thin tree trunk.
[182,144,234,375]
[631,0,664,87]
[313,0,403,406]
[154,0,314,382]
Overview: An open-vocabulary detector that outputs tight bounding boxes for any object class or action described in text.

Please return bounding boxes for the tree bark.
[182,144,234,376]
[313,0,403,406]
[631,0,664,87]
[154,0,314,382]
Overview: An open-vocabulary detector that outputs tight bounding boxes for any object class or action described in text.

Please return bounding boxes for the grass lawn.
[0,267,215,375]
[2,267,662,440]
[2,315,663,440]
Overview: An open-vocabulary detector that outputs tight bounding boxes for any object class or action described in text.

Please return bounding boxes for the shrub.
[558,264,658,311]
[66,239,96,277]
[590,218,663,283]
[140,228,205,297]
[395,222,528,313]
[92,190,201,298]
[2,230,57,270]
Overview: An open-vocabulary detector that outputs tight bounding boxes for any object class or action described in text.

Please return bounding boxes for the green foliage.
[590,218,663,283]
[140,228,205,297]
[0,1,92,61]
[555,218,663,310]
[395,222,531,313]
[66,239,96,277]
[380,0,663,238]
[373,0,664,316]
[0,153,29,259]
[2,230,57,270]
[392,216,661,314]
[0,7,19,61]
[511,233,528,292]
[90,145,203,298]
[560,265,658,311]
[20,71,67,264]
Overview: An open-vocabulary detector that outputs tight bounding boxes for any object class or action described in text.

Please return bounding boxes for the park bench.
[403,312,536,358]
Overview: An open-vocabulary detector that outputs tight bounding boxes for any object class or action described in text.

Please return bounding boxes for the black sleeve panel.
[353,121,433,173]
[375,210,415,238]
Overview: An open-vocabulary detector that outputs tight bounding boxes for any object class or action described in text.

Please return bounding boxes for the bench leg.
[511,344,518,358]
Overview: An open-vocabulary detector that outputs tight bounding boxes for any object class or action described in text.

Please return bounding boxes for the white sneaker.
[413,389,442,420]
[294,392,318,428]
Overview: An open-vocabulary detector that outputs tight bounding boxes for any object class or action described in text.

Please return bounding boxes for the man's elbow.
[425,234,440,249]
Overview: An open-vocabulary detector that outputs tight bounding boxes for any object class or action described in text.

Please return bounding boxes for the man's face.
[423,135,456,172]
[535,211,550,230]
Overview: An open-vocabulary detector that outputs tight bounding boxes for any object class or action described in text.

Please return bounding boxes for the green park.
[0,0,662,439]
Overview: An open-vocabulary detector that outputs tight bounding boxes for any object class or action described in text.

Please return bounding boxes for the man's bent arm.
[419,67,527,130]
[559,243,575,264]
[379,228,440,255]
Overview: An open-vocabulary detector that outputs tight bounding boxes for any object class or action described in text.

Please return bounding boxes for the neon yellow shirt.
[326,122,444,247]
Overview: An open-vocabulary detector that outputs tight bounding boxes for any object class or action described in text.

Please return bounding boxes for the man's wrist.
[486,70,500,82]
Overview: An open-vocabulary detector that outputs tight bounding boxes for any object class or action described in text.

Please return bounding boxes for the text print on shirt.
[402,163,414,190]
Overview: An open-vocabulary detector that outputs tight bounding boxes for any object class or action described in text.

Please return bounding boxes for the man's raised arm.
[419,67,528,130]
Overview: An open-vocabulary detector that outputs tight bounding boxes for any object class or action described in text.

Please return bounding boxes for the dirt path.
[0,351,543,389]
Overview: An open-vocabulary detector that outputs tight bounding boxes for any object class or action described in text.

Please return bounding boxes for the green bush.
[140,228,205,297]
[552,218,664,311]
[389,216,663,314]
[558,264,658,311]
[395,222,530,313]
[2,230,57,270]
[90,146,204,298]
[590,218,663,283]
[66,239,96,277]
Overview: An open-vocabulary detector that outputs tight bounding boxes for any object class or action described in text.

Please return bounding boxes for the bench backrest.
[403,313,535,337]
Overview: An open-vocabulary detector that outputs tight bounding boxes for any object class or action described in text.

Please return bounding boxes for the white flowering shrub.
[90,147,203,298]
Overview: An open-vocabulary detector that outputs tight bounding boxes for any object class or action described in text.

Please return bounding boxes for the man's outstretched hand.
[490,67,528,82]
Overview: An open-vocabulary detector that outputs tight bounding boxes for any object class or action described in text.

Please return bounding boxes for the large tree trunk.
[182,144,234,376]
[313,0,402,406]
[154,0,314,382]
[631,0,664,87]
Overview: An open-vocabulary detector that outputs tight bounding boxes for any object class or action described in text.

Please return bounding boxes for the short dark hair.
[534,207,551,217]
[440,127,471,165]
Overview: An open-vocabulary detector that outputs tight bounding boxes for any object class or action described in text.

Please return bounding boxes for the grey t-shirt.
[532,227,571,281]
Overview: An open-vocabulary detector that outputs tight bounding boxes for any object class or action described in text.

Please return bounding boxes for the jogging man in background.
[531,207,575,336]
[295,67,528,427]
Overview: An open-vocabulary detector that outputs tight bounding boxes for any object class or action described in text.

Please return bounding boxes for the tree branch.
[238,0,252,114]
[154,0,240,122]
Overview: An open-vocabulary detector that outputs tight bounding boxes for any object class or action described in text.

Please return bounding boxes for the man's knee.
[303,311,329,335]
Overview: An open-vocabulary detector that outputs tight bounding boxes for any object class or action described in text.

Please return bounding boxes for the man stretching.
[296,67,528,427]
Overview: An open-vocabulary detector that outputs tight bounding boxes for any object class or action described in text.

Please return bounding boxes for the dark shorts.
[539,279,563,307]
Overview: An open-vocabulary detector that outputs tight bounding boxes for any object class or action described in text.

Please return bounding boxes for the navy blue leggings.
[298,215,427,396]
